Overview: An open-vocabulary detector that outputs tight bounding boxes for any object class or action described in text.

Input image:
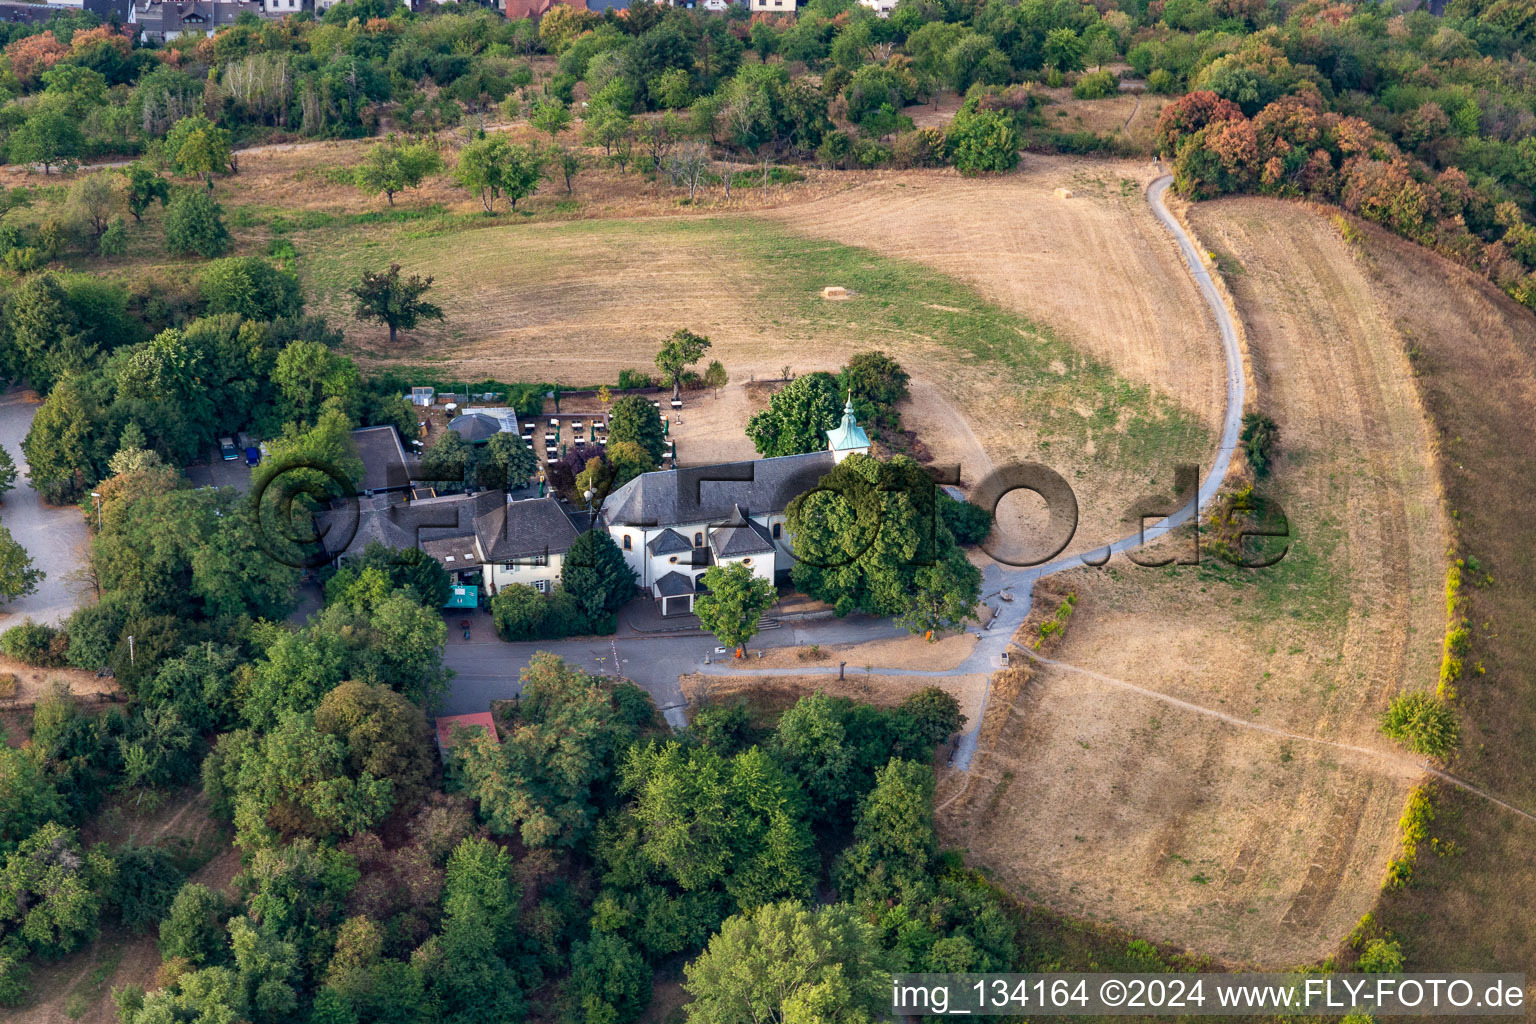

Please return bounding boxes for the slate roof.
[319,491,500,563]
[709,505,775,557]
[475,497,580,562]
[646,529,693,556]
[601,451,833,528]
[448,413,503,444]
[653,570,696,597]
[352,426,413,494]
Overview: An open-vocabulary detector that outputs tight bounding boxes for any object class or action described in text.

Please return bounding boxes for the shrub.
[946,108,1021,175]
[490,584,614,641]
[939,494,993,545]
[616,369,653,390]
[163,189,229,258]
[0,620,66,667]
[1072,70,1117,99]
[891,128,944,169]
[1357,937,1405,973]
[1380,693,1459,758]
[1147,68,1178,94]
[1240,411,1278,477]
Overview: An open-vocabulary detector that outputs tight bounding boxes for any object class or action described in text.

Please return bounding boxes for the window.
[502,563,516,572]
[669,556,678,564]
[534,579,549,593]
[743,558,752,566]
[771,522,782,539]
[623,535,632,550]
[693,532,704,547]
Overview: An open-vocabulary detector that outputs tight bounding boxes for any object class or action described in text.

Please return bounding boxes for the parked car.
[218,437,239,461]
[244,447,261,467]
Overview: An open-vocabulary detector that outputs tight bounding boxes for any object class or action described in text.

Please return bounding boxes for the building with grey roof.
[600,405,868,616]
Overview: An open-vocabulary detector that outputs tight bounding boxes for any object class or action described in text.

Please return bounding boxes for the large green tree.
[0,525,41,605]
[562,528,638,621]
[786,454,980,627]
[622,742,816,910]
[682,901,892,1024]
[694,562,777,654]
[474,431,537,492]
[655,328,712,404]
[745,372,843,457]
[7,109,82,175]
[350,263,445,345]
[608,394,667,466]
[456,653,643,848]
[834,757,937,905]
[454,135,544,213]
[354,135,443,206]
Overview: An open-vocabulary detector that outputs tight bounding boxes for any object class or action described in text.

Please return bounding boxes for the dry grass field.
[277,158,1215,546]
[935,196,1450,965]
[1342,219,1536,972]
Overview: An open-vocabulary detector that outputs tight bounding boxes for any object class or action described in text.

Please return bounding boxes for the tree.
[0,445,16,503]
[608,394,667,466]
[562,528,638,620]
[8,109,82,175]
[354,136,443,207]
[0,745,65,854]
[745,372,842,457]
[67,172,120,247]
[704,359,728,397]
[315,680,436,813]
[623,741,816,907]
[838,350,909,429]
[350,263,445,344]
[456,653,640,848]
[419,428,472,486]
[199,257,304,321]
[787,454,981,622]
[530,100,573,140]
[1380,693,1459,758]
[834,758,937,904]
[212,712,394,849]
[770,692,856,819]
[454,135,545,213]
[895,556,980,638]
[683,901,892,1024]
[655,328,712,403]
[694,562,777,655]
[556,146,583,194]
[165,115,232,188]
[0,823,115,957]
[121,162,171,222]
[0,525,42,605]
[328,541,452,610]
[945,108,1020,175]
[163,189,230,258]
[472,431,536,492]
[563,932,651,1024]
[1240,411,1278,477]
[665,141,711,202]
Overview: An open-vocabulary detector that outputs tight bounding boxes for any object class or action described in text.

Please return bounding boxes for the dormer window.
[693,532,704,547]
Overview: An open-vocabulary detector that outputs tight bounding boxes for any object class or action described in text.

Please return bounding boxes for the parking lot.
[183,444,256,493]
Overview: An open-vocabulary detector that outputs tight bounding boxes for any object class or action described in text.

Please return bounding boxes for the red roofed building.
[435,712,500,761]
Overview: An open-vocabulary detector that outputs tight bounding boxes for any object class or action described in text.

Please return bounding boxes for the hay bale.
[1054,187,1074,199]
[821,286,849,300]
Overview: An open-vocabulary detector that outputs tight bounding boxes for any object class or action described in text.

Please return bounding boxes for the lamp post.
[89,492,101,530]
[583,487,596,529]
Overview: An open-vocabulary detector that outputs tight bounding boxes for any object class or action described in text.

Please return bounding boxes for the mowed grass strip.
[299,213,1212,480]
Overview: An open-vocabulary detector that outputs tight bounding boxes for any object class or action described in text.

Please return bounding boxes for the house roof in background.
[351,426,412,494]
[475,496,581,562]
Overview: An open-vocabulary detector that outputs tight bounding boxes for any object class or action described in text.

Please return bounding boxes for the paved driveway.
[0,390,90,626]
